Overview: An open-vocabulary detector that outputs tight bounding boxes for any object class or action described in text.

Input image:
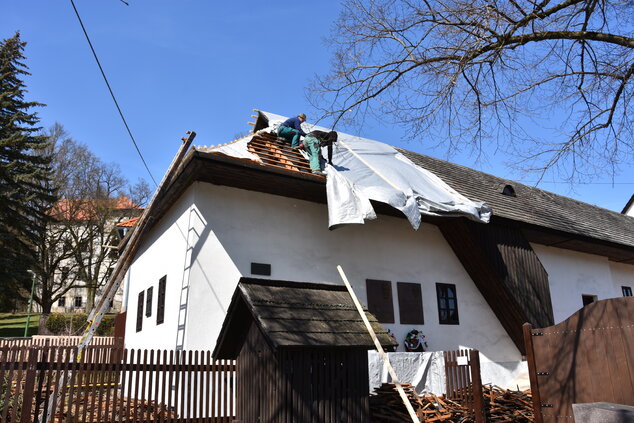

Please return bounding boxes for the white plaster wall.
[532,244,633,323]
[609,261,634,297]
[123,186,195,350]
[180,182,520,362]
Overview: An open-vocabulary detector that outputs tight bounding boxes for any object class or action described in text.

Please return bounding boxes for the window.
[582,294,597,306]
[397,282,424,324]
[501,184,516,197]
[74,296,83,308]
[145,286,153,317]
[436,283,459,325]
[157,276,166,325]
[623,286,633,297]
[366,279,394,323]
[58,297,66,307]
[136,291,144,332]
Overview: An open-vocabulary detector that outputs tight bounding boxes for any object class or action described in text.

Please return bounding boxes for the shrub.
[96,315,115,336]
[44,313,115,336]
[45,313,67,334]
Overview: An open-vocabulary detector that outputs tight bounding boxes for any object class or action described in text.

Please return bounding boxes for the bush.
[44,313,115,336]
[45,313,67,334]
[96,314,115,336]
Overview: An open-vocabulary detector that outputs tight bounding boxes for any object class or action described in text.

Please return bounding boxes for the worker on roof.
[303,130,338,176]
[277,113,307,148]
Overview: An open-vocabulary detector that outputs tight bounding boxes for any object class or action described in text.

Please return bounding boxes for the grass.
[0,313,41,337]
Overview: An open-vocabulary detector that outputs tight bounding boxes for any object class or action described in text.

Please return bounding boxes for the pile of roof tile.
[369,383,534,422]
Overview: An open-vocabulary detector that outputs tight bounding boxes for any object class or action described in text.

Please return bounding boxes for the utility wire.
[69,0,158,187]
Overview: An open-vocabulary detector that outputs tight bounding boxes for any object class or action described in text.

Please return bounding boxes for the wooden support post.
[523,323,543,423]
[469,349,486,423]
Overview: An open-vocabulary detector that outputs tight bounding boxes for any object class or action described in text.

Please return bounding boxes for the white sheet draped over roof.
[207,111,491,230]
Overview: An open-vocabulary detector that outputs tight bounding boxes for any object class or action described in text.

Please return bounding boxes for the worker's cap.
[298,113,307,120]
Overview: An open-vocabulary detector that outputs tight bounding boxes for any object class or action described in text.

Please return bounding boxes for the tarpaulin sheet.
[207,111,491,230]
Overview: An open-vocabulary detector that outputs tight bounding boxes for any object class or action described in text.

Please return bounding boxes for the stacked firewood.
[483,386,534,422]
[369,383,534,422]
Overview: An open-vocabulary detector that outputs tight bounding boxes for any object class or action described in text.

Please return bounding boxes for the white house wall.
[531,244,634,323]
[124,186,196,350]
[181,182,520,362]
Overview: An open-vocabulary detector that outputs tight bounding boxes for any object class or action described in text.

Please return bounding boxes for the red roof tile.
[116,216,140,228]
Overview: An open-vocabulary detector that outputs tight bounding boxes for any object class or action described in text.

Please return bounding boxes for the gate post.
[523,323,543,423]
[20,347,38,423]
[469,349,485,423]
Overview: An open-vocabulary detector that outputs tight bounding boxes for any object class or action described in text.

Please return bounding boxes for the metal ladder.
[175,205,197,350]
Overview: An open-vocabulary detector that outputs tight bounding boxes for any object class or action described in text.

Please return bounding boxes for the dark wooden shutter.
[145,286,153,317]
[136,291,144,332]
[397,282,424,324]
[157,276,166,325]
[366,279,394,323]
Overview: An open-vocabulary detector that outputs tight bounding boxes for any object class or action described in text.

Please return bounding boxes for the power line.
[69,0,158,187]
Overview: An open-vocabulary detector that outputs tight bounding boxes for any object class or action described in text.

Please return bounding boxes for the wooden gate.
[523,297,634,423]
[0,345,235,423]
[443,349,485,423]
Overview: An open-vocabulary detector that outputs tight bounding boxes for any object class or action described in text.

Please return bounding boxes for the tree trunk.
[37,300,53,335]
[38,308,51,335]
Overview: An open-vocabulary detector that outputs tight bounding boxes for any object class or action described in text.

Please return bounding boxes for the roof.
[116,216,140,228]
[50,196,142,221]
[129,111,634,263]
[213,278,397,359]
[398,151,634,253]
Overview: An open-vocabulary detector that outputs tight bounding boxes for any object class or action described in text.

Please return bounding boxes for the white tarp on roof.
[206,111,491,230]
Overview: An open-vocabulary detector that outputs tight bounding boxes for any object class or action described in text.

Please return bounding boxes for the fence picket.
[0,344,236,422]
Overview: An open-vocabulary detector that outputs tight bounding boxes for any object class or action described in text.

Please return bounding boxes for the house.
[45,197,142,314]
[121,111,634,375]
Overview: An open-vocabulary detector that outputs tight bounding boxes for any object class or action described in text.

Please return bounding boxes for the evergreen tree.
[0,32,55,310]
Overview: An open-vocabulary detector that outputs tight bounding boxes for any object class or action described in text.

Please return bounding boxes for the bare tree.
[37,124,147,330]
[311,0,634,181]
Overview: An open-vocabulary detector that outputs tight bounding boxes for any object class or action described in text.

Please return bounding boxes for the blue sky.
[3,1,633,212]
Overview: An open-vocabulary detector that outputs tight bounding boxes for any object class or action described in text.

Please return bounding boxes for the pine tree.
[0,32,55,310]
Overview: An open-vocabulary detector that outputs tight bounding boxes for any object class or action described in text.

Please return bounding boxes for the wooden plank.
[10,346,26,423]
[58,347,72,422]
[159,350,167,423]
[74,346,87,423]
[203,352,210,422]
[523,324,543,423]
[19,347,37,423]
[167,350,175,423]
[64,348,78,423]
[3,347,19,423]
[177,350,185,421]
[95,347,107,422]
[209,357,215,420]
[133,349,141,423]
[118,348,129,422]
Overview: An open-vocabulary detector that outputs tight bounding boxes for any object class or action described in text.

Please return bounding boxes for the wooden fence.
[444,349,485,423]
[0,345,236,423]
[0,337,121,349]
[524,297,634,423]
